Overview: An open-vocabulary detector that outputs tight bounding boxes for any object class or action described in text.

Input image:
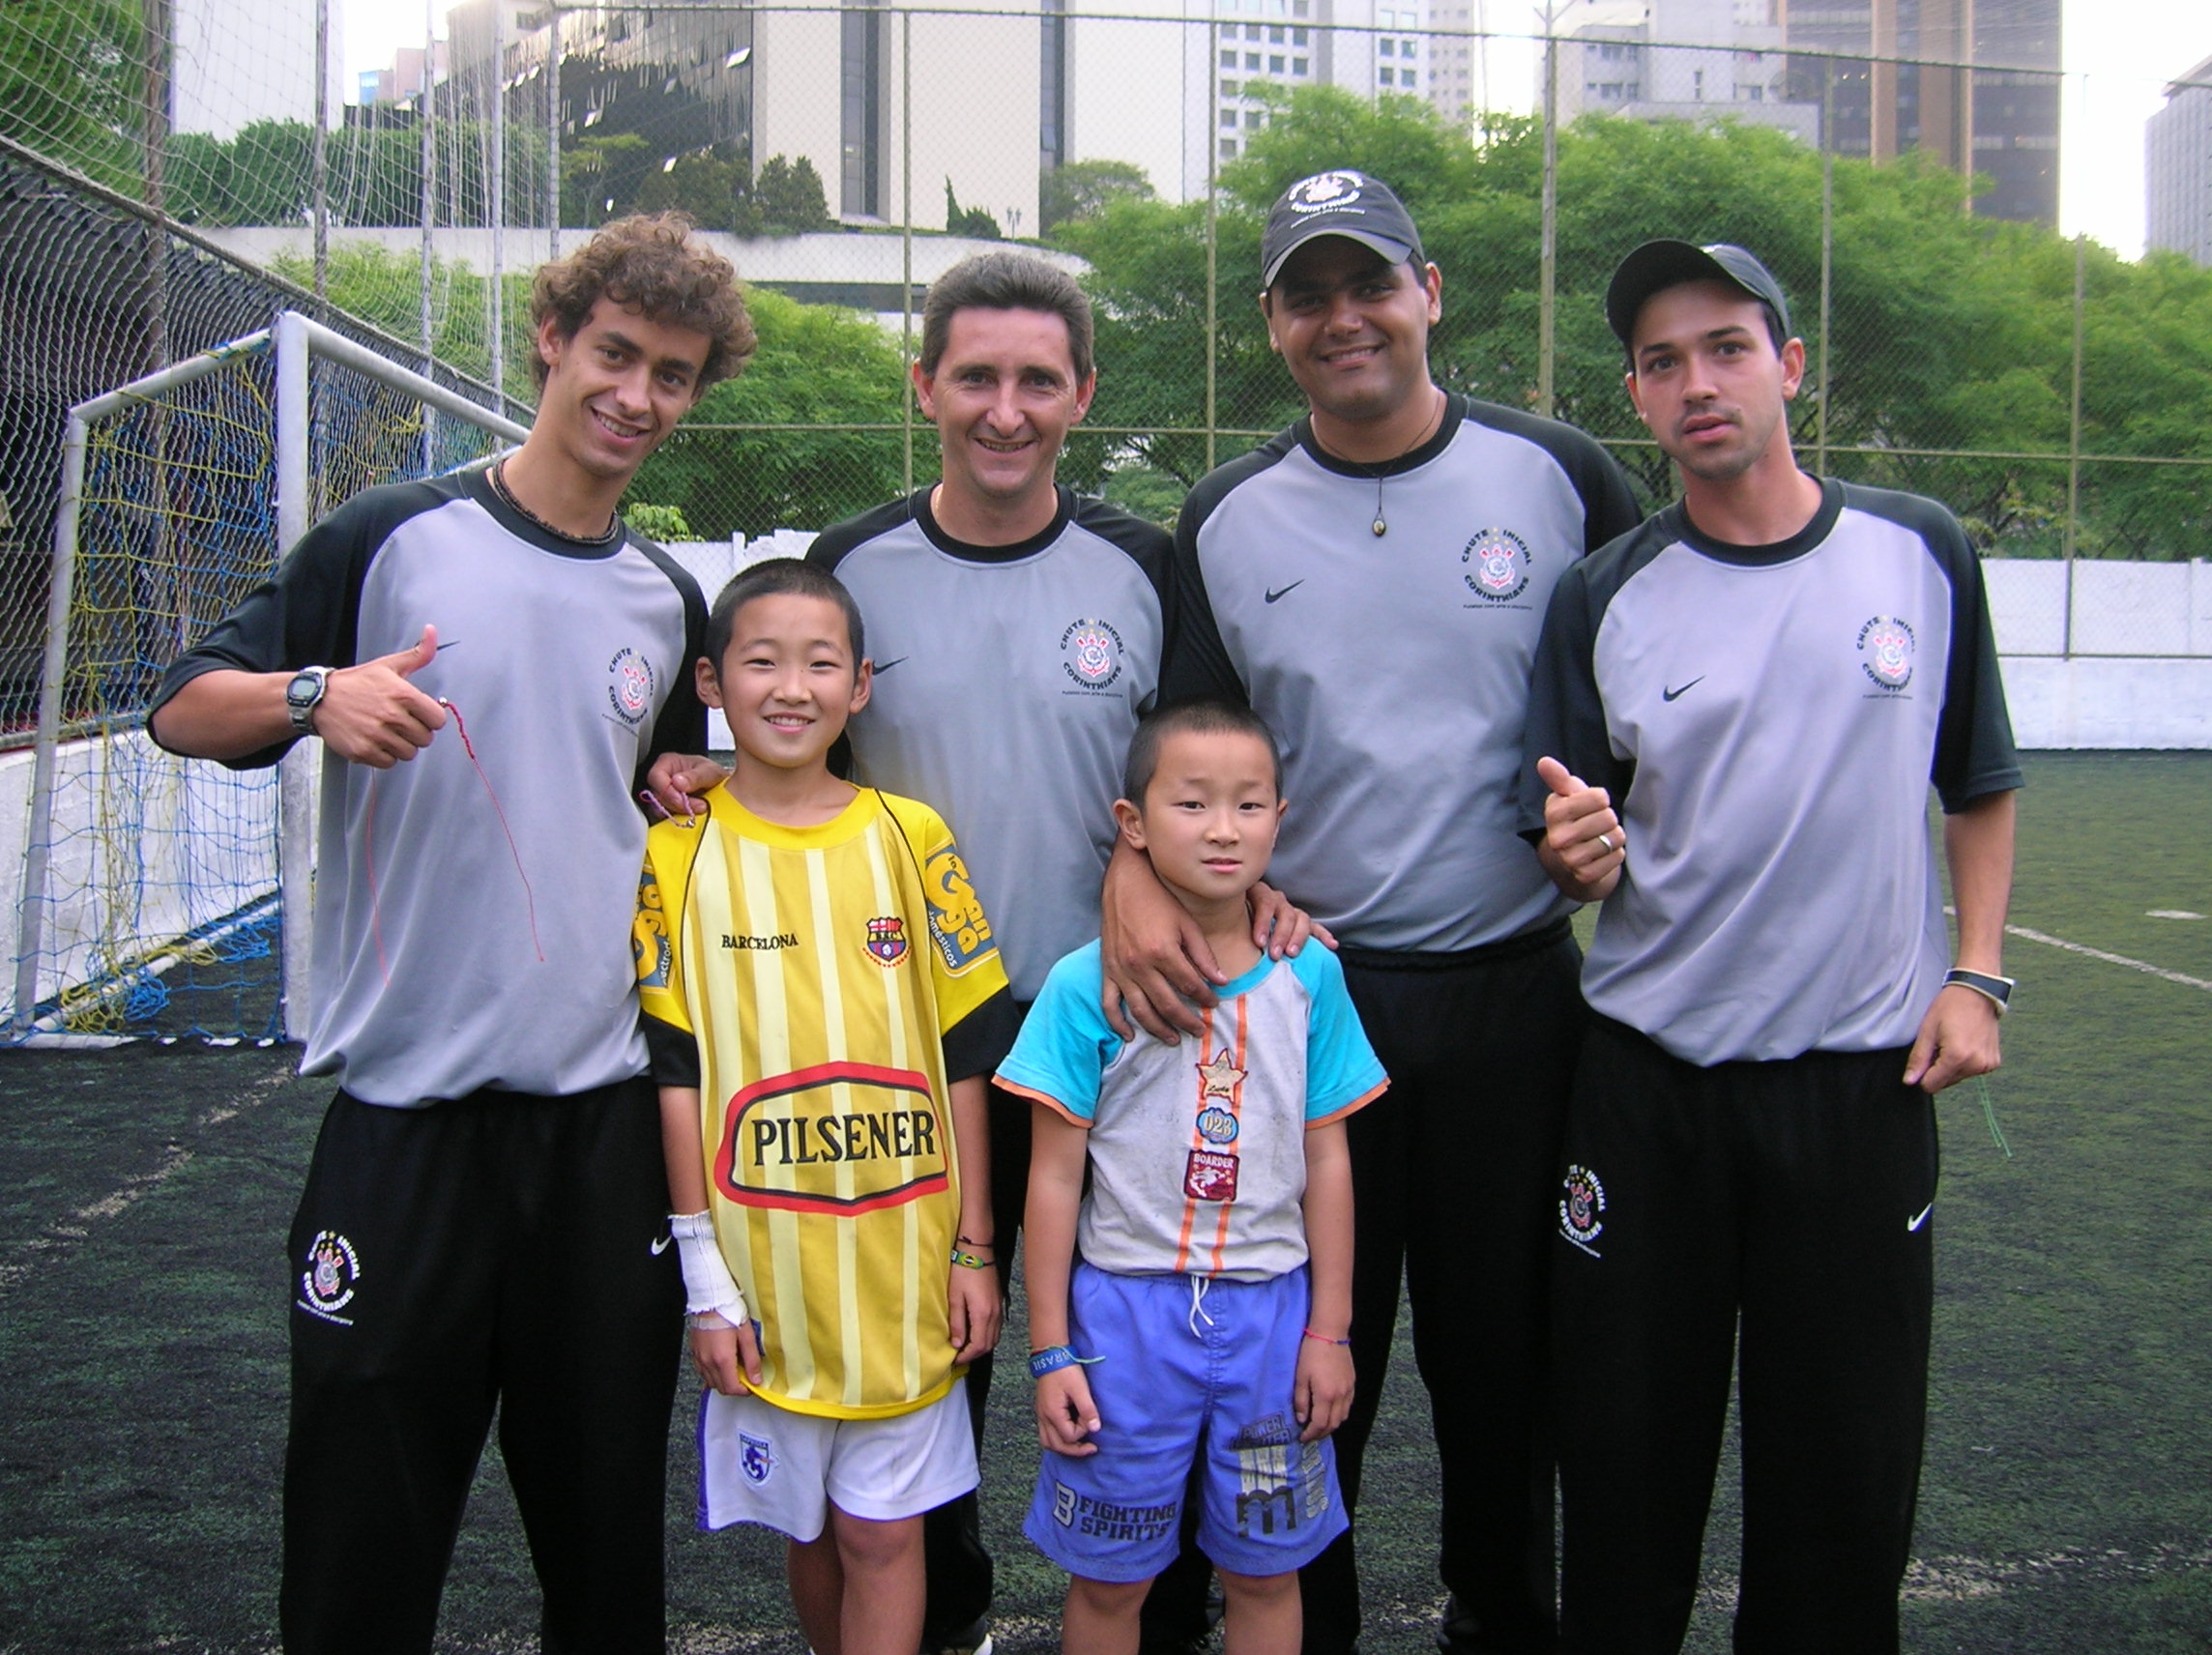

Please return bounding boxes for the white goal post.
[12,311,528,1041]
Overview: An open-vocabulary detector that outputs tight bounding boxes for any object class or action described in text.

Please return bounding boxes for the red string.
[358,697,546,985]
[444,699,547,963]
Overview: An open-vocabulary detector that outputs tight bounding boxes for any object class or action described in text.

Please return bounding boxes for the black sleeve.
[632,537,711,781]
[643,1011,702,1089]
[1924,514,2023,813]
[145,479,448,769]
[1159,485,1249,707]
[943,985,1021,1084]
[1518,557,1633,841]
[1576,441,1645,555]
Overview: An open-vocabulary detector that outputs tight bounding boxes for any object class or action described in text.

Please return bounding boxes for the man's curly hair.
[529,212,756,393]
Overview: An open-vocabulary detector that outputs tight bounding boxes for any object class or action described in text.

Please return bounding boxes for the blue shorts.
[1023,1263,1349,1582]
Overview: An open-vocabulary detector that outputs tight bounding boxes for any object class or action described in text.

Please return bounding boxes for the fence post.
[1206,16,1219,479]
[1536,10,1557,421]
[1816,67,1833,476]
[2062,231,2083,658]
[313,0,330,309]
[276,313,317,1042]
[547,6,562,260]
[420,0,438,472]
[902,7,915,495]
[490,0,508,410]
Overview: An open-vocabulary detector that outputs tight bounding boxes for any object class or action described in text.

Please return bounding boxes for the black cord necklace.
[1338,388,1448,537]
[488,458,623,546]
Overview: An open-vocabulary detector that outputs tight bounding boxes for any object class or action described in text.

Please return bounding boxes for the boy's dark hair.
[530,212,757,392]
[918,251,1094,385]
[1121,697,1283,804]
[704,558,866,671]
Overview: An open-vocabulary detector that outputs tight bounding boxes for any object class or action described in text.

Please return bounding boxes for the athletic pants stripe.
[1554,1016,1937,1655]
[1299,921,1585,1655]
[279,1078,683,1655]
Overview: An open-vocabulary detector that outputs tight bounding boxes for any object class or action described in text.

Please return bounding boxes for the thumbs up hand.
[312,624,451,769]
[1535,755,1625,901]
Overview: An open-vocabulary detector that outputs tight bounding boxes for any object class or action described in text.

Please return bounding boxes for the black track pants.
[280,1079,683,1655]
[1554,1018,1938,1655]
[1299,922,1584,1655]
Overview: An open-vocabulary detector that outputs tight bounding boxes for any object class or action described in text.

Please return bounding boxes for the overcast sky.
[345,0,2211,260]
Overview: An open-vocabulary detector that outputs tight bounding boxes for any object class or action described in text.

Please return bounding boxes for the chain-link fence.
[3,0,2208,728]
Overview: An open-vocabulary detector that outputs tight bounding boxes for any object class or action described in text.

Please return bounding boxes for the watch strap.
[1942,967,2013,1016]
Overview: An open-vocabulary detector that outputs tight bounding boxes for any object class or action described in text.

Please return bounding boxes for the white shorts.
[697,1379,977,1542]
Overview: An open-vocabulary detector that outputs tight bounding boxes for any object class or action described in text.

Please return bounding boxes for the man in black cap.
[1521,242,2020,1653]
[1104,168,1640,1655]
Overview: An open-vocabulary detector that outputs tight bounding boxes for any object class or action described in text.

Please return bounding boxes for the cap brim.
[1263,227,1418,289]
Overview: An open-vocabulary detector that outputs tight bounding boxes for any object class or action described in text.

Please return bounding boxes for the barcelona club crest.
[864,915,910,967]
[740,1432,776,1486]
[1558,1164,1606,1255]
[1856,615,1916,692]
[1462,528,1532,603]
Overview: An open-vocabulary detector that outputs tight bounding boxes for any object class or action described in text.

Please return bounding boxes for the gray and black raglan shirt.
[1519,479,2022,1066]
[810,486,1172,1002]
[151,468,708,1106]
[1168,393,1642,951]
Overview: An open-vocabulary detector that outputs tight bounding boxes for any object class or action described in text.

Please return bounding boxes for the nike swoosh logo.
[1661,677,1705,702]
[1906,1202,1934,1233]
[1265,581,1305,604]
[650,1234,672,1256]
[874,656,907,673]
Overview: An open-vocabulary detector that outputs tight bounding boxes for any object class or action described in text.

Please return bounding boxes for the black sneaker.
[922,1615,994,1655]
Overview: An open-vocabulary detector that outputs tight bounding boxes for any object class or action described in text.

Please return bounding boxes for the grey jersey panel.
[1182,403,1639,950]
[154,472,704,1105]
[815,492,1169,1000]
[1523,480,2022,1064]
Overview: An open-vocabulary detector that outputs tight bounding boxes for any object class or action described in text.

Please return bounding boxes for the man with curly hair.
[149,213,754,1655]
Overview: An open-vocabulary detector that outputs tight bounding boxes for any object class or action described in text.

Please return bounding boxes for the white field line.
[2004,923,2212,992]
[0,1066,295,1300]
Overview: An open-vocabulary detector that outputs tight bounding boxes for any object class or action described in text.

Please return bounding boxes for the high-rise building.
[2147,53,2212,266]
[1782,0,2060,225]
[1542,0,2057,224]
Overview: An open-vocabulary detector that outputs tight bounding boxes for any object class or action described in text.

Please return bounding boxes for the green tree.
[755,155,831,233]
[944,179,1003,241]
[1040,159,1154,239]
[0,0,143,191]
[626,286,907,540]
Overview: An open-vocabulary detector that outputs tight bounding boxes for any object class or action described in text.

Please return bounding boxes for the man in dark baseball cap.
[1522,237,2019,1652]
[1604,239,1792,355]
[1103,158,1639,1655]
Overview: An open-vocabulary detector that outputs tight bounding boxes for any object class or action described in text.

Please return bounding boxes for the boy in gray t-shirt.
[999,699,1385,1655]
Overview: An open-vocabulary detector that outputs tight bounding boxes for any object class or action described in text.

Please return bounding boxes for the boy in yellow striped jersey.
[635,559,1019,1655]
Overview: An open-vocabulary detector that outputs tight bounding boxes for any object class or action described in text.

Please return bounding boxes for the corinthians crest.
[1060,617,1125,690]
[1856,615,1916,691]
[1287,170,1366,214]
[1463,528,1532,602]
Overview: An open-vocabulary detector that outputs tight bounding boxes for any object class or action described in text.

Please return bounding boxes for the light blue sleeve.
[1291,947,1388,1121]
[994,941,1125,1121]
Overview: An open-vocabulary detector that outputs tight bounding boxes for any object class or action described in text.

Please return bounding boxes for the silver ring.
[1597,833,1615,854]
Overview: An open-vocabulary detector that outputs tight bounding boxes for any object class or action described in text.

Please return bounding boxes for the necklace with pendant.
[488,458,623,545]
[1346,388,1448,537]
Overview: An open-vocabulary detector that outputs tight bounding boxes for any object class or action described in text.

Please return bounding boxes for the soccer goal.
[9,311,528,1043]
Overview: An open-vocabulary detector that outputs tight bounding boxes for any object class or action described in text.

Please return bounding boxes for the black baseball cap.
[1605,240,1792,350]
[1261,170,1425,289]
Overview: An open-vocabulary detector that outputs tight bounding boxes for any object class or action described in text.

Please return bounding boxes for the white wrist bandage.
[668,1210,746,1323]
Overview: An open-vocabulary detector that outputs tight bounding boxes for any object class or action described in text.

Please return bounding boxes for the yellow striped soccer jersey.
[635,784,1009,1418]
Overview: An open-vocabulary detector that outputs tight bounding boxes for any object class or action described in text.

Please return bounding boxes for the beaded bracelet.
[1302,1327,1352,1346]
[1028,1344,1103,1379]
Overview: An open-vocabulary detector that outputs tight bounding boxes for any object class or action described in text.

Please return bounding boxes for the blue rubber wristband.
[1028,1344,1097,1379]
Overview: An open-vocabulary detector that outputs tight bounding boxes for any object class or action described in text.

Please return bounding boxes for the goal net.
[9,312,527,1042]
